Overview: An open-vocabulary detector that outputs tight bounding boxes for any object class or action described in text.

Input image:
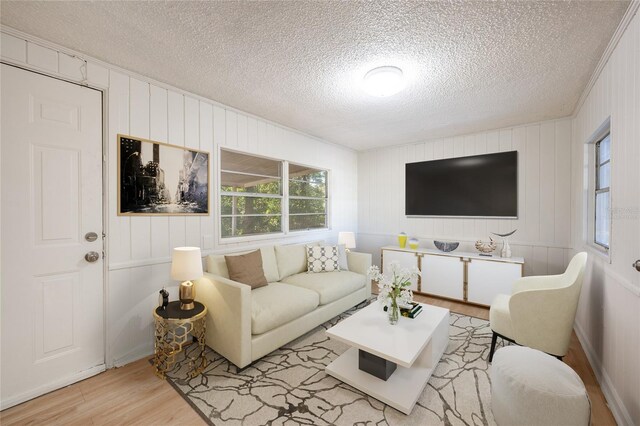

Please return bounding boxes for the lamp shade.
[171,247,203,281]
[338,231,356,249]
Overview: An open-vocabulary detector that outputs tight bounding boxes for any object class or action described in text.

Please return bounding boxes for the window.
[288,164,328,231]
[220,150,283,238]
[219,150,330,239]
[594,133,610,249]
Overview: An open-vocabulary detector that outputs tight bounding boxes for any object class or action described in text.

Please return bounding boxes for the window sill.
[218,232,286,245]
[287,227,330,235]
[217,227,331,246]
[585,243,611,264]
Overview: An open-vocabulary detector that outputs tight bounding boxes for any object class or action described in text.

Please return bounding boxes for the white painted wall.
[357,118,573,277]
[0,28,358,367]
[570,9,640,426]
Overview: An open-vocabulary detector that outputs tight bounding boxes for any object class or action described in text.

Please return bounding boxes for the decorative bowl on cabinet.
[434,240,459,252]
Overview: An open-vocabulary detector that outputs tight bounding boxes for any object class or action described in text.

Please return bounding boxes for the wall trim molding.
[572,1,640,117]
[0,25,354,154]
[604,265,640,297]
[574,322,634,426]
[109,257,172,271]
[109,230,334,271]
[357,232,572,251]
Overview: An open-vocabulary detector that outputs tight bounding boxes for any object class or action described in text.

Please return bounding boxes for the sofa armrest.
[347,251,372,276]
[194,272,252,368]
[509,284,579,356]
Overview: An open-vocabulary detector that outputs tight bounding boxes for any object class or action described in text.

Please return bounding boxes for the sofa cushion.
[225,250,268,289]
[206,245,280,282]
[275,244,308,279]
[280,271,365,305]
[251,283,319,335]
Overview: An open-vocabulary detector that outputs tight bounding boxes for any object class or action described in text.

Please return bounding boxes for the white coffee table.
[325,302,449,414]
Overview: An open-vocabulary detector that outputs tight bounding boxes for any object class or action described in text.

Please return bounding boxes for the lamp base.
[179,280,195,311]
[180,302,195,310]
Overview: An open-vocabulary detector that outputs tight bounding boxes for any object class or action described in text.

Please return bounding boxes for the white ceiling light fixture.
[362,66,405,97]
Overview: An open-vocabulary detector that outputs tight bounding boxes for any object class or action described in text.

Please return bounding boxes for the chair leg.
[489,331,498,363]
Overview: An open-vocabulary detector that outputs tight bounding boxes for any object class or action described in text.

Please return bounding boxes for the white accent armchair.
[488,252,587,362]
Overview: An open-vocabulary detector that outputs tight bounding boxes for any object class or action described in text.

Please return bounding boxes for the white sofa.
[194,243,372,368]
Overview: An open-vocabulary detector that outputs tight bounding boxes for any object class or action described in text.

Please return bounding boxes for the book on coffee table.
[401,305,422,318]
[384,302,422,319]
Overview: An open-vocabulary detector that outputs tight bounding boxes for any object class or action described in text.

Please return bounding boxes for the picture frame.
[117,134,210,215]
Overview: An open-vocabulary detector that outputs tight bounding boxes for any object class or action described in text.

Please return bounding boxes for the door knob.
[85,251,100,263]
[634,260,640,272]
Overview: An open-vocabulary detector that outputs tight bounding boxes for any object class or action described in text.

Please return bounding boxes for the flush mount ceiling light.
[362,66,405,97]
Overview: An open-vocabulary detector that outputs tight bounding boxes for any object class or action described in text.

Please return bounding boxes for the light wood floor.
[1,295,616,426]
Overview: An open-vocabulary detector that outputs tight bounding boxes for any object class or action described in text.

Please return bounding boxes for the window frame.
[594,134,610,250]
[217,147,330,244]
[287,161,331,234]
[218,148,284,241]
[584,119,612,261]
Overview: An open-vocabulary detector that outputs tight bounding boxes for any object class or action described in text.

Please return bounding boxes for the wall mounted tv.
[405,151,518,218]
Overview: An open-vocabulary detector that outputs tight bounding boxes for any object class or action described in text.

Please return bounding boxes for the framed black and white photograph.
[118,134,209,215]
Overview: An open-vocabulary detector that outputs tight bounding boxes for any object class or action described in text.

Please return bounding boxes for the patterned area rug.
[161,301,503,425]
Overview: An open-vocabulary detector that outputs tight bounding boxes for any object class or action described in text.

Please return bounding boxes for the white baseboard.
[0,364,105,411]
[574,322,634,426]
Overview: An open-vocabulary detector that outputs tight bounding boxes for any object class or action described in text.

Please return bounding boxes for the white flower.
[399,289,413,305]
[369,262,415,306]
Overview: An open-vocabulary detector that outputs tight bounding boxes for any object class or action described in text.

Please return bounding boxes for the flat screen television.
[405,151,518,218]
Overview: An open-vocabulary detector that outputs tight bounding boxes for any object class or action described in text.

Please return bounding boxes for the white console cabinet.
[421,254,464,300]
[380,249,419,291]
[381,246,524,306]
[467,259,522,305]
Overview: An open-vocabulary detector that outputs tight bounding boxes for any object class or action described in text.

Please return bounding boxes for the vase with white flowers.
[368,263,416,325]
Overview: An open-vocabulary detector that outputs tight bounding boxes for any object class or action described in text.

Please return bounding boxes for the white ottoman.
[491,346,590,426]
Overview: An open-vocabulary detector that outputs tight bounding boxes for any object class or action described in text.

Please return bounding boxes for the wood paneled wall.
[1,29,358,367]
[357,118,573,277]
[570,9,640,426]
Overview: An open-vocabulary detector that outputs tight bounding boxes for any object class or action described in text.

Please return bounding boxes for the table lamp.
[338,231,356,252]
[171,247,203,310]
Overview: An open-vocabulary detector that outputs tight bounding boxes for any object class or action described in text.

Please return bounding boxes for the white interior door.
[634,129,640,289]
[1,64,104,409]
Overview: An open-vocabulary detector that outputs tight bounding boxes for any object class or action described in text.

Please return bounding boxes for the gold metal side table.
[153,301,207,379]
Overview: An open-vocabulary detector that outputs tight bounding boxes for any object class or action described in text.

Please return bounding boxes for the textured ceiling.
[0,1,629,150]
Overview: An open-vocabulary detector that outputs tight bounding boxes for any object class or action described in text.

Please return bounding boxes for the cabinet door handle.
[633,260,640,272]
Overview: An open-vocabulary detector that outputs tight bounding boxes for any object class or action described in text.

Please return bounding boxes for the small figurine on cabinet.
[159,288,169,310]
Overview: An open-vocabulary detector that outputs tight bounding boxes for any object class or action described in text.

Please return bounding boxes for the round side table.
[153,301,207,379]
